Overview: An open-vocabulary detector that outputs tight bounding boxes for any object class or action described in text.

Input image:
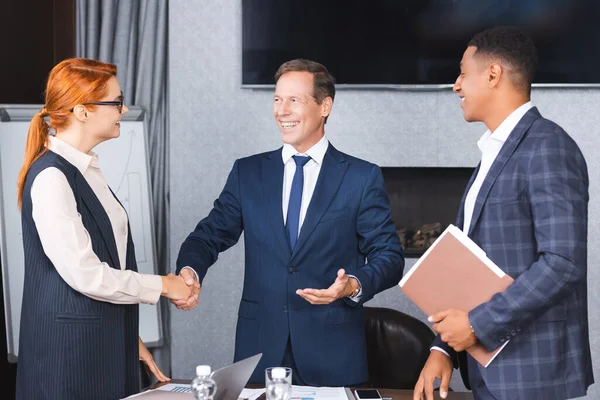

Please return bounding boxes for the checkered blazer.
[435,107,594,400]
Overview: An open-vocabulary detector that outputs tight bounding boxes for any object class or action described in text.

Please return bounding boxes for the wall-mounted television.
[242,0,600,89]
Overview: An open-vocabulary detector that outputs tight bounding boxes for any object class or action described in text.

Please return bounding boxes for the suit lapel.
[262,148,292,256]
[75,173,121,269]
[291,145,348,260]
[467,107,541,235]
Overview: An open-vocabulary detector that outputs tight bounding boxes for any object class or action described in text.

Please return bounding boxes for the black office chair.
[362,306,435,389]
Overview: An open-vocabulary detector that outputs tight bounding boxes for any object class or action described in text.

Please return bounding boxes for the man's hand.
[429,309,478,351]
[413,350,453,400]
[170,268,201,311]
[161,273,193,301]
[296,269,358,304]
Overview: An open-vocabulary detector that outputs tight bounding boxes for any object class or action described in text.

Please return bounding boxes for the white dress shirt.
[431,101,533,358]
[462,101,534,233]
[30,135,162,304]
[281,135,329,227]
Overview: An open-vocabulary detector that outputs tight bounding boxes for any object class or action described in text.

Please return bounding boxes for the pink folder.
[399,224,514,367]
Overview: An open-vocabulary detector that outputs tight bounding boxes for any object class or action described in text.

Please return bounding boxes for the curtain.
[76,0,171,383]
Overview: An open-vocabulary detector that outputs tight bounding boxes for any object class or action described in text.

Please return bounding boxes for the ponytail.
[17,108,50,209]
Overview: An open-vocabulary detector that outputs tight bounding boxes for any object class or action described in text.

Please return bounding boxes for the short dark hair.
[468,26,538,94]
[274,59,336,104]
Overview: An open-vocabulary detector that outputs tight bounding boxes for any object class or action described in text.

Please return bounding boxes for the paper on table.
[241,386,349,400]
[290,385,348,400]
[240,388,265,400]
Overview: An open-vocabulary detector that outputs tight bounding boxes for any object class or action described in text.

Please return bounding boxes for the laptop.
[123,353,262,400]
[212,353,262,400]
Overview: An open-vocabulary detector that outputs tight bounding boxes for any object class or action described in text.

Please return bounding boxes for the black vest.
[16,150,140,399]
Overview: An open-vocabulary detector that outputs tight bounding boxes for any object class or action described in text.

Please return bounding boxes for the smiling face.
[453,46,492,123]
[273,71,331,153]
[86,77,128,142]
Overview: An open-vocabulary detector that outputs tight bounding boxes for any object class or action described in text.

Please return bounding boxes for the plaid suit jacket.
[437,107,594,400]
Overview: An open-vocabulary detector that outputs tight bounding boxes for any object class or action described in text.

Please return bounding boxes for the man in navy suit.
[174,59,404,386]
[413,27,594,400]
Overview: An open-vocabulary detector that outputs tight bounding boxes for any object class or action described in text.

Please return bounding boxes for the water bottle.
[265,367,291,400]
[191,365,217,400]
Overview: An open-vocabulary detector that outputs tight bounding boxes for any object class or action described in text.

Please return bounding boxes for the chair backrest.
[363,306,434,389]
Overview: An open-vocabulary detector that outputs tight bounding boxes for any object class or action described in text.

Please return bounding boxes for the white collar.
[481,101,533,143]
[281,135,329,165]
[47,135,96,175]
[477,101,534,151]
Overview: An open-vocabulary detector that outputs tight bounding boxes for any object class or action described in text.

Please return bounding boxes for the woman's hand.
[139,336,170,383]
[161,273,194,301]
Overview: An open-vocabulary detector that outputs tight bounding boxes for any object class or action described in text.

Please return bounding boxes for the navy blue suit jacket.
[177,144,404,386]
[434,108,594,400]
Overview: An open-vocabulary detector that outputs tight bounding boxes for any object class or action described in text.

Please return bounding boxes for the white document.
[237,385,348,400]
[240,388,265,400]
[290,385,348,400]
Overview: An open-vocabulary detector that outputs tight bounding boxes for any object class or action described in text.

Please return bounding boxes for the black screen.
[242,0,600,86]
[355,390,382,399]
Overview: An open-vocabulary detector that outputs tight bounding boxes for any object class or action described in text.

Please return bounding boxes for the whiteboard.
[0,105,162,361]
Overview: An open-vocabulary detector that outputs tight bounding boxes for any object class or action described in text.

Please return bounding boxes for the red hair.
[17,58,117,208]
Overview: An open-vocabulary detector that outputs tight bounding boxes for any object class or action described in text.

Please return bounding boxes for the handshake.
[160,268,201,311]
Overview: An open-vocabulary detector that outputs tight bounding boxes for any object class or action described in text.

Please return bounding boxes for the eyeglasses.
[70,91,125,113]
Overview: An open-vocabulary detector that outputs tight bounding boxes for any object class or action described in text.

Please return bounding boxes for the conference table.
[150,380,474,400]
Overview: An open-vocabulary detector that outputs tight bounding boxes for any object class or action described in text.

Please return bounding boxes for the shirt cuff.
[430,346,451,358]
[139,274,163,304]
[346,274,362,302]
[182,266,200,282]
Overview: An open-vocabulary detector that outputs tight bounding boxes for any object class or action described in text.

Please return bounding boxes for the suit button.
[283,306,288,313]
[288,265,296,274]
[499,337,506,343]
[516,327,521,332]
[510,330,516,336]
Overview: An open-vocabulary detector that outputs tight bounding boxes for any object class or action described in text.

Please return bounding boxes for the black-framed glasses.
[70,91,125,113]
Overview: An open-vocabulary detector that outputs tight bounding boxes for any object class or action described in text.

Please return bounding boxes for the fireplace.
[381,167,475,258]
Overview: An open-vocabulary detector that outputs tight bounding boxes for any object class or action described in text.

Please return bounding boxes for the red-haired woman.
[15,58,197,400]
